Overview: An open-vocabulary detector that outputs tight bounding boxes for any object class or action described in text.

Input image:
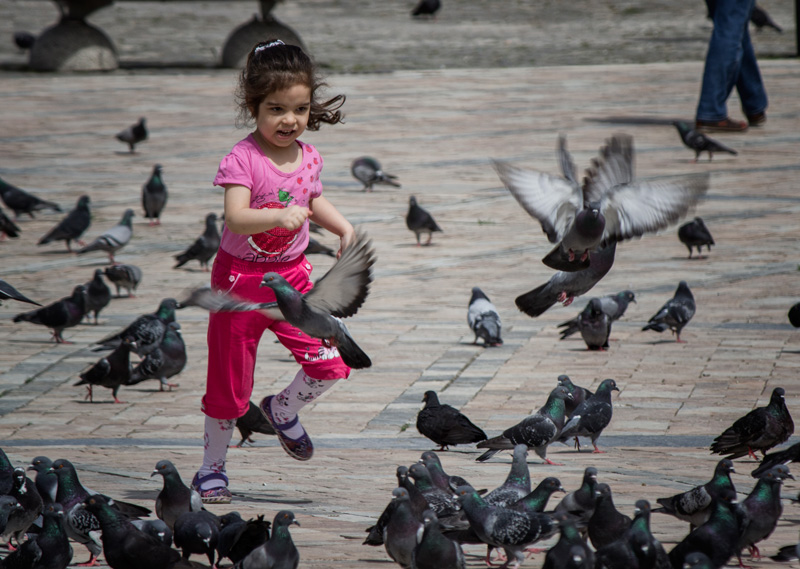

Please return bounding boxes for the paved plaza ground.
[1,1,800,567]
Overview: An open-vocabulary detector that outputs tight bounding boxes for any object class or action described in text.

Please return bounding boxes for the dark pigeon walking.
[751,4,782,31]
[233,400,277,447]
[416,390,487,450]
[0,207,21,238]
[468,287,502,346]
[351,156,400,191]
[235,510,299,569]
[174,510,220,566]
[83,268,111,324]
[174,212,220,270]
[128,321,186,391]
[0,278,40,306]
[678,217,714,259]
[0,176,61,219]
[77,208,134,263]
[557,375,594,418]
[142,164,167,225]
[104,263,142,297]
[412,509,465,569]
[575,297,612,350]
[736,465,793,564]
[407,195,442,246]
[710,386,794,460]
[587,483,631,550]
[116,117,148,153]
[97,297,179,356]
[13,284,86,343]
[558,290,635,340]
[642,281,695,343]
[151,459,203,530]
[673,121,737,162]
[476,386,572,464]
[751,441,800,477]
[75,339,133,403]
[38,195,91,252]
[653,458,736,529]
[412,0,441,18]
[558,378,619,452]
[2,467,43,548]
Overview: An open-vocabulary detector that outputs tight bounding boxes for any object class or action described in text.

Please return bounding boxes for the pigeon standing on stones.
[381,487,421,568]
[38,195,91,252]
[678,217,715,259]
[0,206,20,238]
[351,157,400,191]
[555,467,600,528]
[416,390,487,451]
[13,284,87,343]
[508,477,566,517]
[0,176,62,219]
[2,467,43,548]
[97,298,179,356]
[174,510,221,566]
[419,451,472,493]
[483,445,532,508]
[236,510,299,569]
[558,378,619,452]
[587,483,631,550]
[233,400,277,447]
[407,463,461,518]
[557,375,593,418]
[468,287,503,346]
[476,385,572,464]
[642,281,696,343]
[710,386,794,460]
[33,503,73,569]
[104,263,143,297]
[174,213,220,270]
[558,291,635,340]
[653,458,736,529]
[116,117,148,153]
[0,278,40,307]
[673,121,737,162]
[151,459,203,530]
[128,321,186,391]
[28,455,58,504]
[74,339,133,403]
[576,297,612,350]
[77,208,134,263]
[412,509,465,569]
[50,459,104,565]
[142,164,167,225]
[412,0,441,18]
[363,466,427,547]
[84,268,112,324]
[736,465,793,564]
[406,196,442,246]
[751,4,782,31]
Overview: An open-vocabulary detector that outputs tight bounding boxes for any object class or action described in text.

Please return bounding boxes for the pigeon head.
[120,208,135,226]
[770,387,786,403]
[153,164,163,174]
[0,496,21,514]
[597,378,619,393]
[420,451,440,466]
[683,552,713,568]
[673,121,691,135]
[421,509,439,527]
[392,487,410,501]
[273,510,299,528]
[453,485,477,501]
[205,212,218,225]
[409,196,418,207]
[762,465,794,481]
[260,273,291,292]
[28,455,53,473]
[717,458,735,475]
[42,503,64,518]
[633,499,651,516]
[157,298,179,319]
[152,459,177,478]
[540,477,565,494]
[422,390,440,407]
[618,290,636,303]
[49,458,75,476]
[583,467,598,483]
[77,195,90,210]
[557,375,573,388]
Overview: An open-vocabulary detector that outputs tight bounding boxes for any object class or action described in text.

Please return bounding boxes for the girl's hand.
[337,228,356,258]
[278,205,310,231]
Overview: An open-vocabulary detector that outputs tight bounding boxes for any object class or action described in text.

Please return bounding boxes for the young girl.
[193,40,354,503]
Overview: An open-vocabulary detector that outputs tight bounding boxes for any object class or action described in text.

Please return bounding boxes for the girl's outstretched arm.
[309,195,355,255]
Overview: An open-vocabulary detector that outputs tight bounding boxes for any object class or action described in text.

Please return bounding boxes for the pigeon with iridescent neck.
[77,208,134,263]
[558,378,619,452]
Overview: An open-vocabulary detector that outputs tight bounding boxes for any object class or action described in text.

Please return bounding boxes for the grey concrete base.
[220,15,306,69]
[29,18,118,72]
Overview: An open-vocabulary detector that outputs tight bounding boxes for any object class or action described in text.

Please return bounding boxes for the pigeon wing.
[582,134,635,203]
[557,134,579,188]
[177,286,282,320]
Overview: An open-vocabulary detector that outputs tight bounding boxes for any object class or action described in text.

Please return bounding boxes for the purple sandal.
[260,395,314,461]
[191,472,233,504]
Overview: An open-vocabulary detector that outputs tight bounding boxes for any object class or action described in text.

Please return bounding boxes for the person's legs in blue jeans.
[735,23,768,118]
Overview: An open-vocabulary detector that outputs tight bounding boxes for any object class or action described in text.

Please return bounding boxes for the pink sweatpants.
[202,249,351,420]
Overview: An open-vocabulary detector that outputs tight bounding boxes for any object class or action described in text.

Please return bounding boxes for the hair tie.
[254,40,285,54]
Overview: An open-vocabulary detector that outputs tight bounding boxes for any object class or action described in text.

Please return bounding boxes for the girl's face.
[254,83,312,152]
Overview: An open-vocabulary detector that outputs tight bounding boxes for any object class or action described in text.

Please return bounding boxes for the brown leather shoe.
[747,112,766,126]
[695,118,748,132]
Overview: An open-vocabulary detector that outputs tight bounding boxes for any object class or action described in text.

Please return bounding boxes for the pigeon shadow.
[395,242,440,248]
[37,249,79,256]
[643,339,683,345]
[231,490,312,505]
[114,150,138,156]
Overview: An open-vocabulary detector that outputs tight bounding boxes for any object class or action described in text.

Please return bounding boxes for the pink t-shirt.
[213,135,323,263]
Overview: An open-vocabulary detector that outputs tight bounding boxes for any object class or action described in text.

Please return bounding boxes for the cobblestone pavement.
[1,4,800,568]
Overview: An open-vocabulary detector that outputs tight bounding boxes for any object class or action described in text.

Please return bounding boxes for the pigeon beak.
[292,519,300,526]
[558,486,567,493]
[150,470,159,477]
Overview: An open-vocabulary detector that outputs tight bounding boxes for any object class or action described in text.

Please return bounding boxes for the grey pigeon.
[751,441,800,477]
[116,117,148,153]
[476,385,572,464]
[128,321,186,391]
[736,465,793,564]
[642,281,696,343]
[515,241,617,317]
[351,156,400,191]
[483,445,532,508]
[0,278,40,306]
[555,467,600,528]
[174,212,220,270]
[234,400,277,447]
[542,513,594,569]
[28,456,57,505]
[151,459,203,530]
[74,339,133,403]
[576,297,612,350]
[0,176,61,219]
[678,217,714,259]
[558,378,619,452]
[235,510,299,569]
[495,134,709,272]
[751,4,782,31]
[407,463,461,518]
[587,483,631,550]
[174,510,221,566]
[304,236,336,257]
[104,263,142,297]
[38,195,91,252]
[710,386,794,460]
[412,0,441,17]
[0,495,21,538]
[1,467,43,548]
[142,164,167,225]
[13,284,87,343]
[131,518,173,546]
[83,268,111,324]
[33,503,73,569]
[416,390,487,450]
[364,466,427,547]
[653,459,736,529]
[0,206,20,238]
[673,121,737,162]
[97,297,179,356]
[557,375,594,418]
[468,287,502,346]
[558,290,635,340]
[412,509,465,569]
[77,208,134,263]
[406,196,442,246]
[381,488,422,569]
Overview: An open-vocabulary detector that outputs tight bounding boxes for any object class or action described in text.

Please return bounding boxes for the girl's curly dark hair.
[235,40,345,131]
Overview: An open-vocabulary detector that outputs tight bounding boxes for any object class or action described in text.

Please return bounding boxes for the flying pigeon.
[173,510,221,566]
[74,338,133,403]
[174,213,220,271]
[416,390,487,450]
[575,297,612,350]
[151,459,203,530]
[304,236,335,257]
[476,385,572,464]
[406,196,442,246]
[127,321,186,391]
[116,117,148,153]
[751,4,782,31]
[641,280,696,343]
[653,458,736,529]
[558,290,635,340]
[38,195,91,252]
[351,156,400,191]
[104,263,143,297]
[412,0,441,18]
[96,297,179,356]
[710,386,794,460]
[13,284,87,343]
[142,164,167,225]
[233,400,277,447]
[678,217,714,258]
[0,278,40,306]
[515,242,617,317]
[77,208,134,263]
[751,441,800,477]
[673,121,737,162]
[413,509,465,569]
[736,465,793,564]
[235,510,299,569]
[0,176,61,219]
[495,134,709,271]
[468,287,502,346]
[84,268,111,324]
[0,207,20,238]
[587,483,631,550]
[558,378,619,452]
